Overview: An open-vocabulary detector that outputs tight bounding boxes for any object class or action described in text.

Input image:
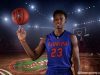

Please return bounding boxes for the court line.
[78,72,100,74]
[0,71,5,75]
[0,69,12,75]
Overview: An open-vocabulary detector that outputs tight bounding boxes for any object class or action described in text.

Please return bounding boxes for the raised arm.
[16,27,45,60]
[71,35,80,75]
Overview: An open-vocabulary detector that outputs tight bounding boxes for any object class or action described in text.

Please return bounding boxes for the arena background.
[0,0,100,75]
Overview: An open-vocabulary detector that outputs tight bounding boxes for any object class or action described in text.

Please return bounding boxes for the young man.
[17,10,80,75]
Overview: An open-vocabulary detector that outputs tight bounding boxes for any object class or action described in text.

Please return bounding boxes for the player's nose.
[57,19,62,25]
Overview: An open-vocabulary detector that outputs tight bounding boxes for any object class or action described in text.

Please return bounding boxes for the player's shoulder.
[40,31,52,39]
[65,30,77,39]
[65,30,74,37]
[70,34,78,42]
[45,32,53,39]
[65,30,73,35]
[39,33,52,43]
[70,34,77,39]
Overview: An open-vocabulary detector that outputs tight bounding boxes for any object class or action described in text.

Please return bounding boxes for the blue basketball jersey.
[45,30,73,70]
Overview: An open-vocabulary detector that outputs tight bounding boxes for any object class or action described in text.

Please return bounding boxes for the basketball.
[12,8,29,25]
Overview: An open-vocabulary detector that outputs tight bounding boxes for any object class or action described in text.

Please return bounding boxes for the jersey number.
[51,48,63,57]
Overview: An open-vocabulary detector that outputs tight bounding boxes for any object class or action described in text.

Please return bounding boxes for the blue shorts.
[46,68,73,75]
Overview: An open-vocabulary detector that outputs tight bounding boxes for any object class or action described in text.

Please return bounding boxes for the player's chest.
[46,37,71,49]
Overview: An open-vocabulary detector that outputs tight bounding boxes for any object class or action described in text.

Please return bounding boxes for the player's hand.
[16,27,26,41]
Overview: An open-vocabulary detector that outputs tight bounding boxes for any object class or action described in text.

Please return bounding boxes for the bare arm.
[16,27,45,60]
[20,38,45,60]
[71,35,80,75]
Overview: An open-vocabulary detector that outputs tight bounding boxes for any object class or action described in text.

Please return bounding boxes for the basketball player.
[16,10,80,75]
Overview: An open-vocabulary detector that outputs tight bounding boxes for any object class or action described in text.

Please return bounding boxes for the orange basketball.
[12,8,29,25]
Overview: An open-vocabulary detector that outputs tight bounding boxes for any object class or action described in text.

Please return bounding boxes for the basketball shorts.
[46,68,73,75]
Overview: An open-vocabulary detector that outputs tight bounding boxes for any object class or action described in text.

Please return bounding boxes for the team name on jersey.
[48,41,68,47]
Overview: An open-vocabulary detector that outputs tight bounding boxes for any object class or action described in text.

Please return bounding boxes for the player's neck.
[54,29,64,36]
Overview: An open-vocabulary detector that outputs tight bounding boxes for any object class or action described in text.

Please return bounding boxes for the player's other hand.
[16,27,26,41]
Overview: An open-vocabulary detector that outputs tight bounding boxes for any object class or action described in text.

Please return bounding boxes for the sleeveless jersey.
[45,30,73,70]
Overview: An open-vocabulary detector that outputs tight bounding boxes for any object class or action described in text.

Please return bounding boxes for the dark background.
[0,0,100,53]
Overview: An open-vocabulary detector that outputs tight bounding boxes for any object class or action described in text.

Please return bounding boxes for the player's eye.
[54,18,59,21]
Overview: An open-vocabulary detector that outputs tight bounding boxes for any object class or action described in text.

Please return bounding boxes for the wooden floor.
[0,52,100,75]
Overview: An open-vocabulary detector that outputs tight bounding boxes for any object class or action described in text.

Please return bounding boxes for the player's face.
[53,14,66,30]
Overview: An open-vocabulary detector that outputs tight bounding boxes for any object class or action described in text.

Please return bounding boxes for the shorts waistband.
[47,67,72,72]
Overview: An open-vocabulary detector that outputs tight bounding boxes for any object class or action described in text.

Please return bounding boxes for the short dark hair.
[53,10,67,19]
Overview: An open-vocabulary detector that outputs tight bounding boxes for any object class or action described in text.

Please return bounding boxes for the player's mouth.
[56,26,62,29]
